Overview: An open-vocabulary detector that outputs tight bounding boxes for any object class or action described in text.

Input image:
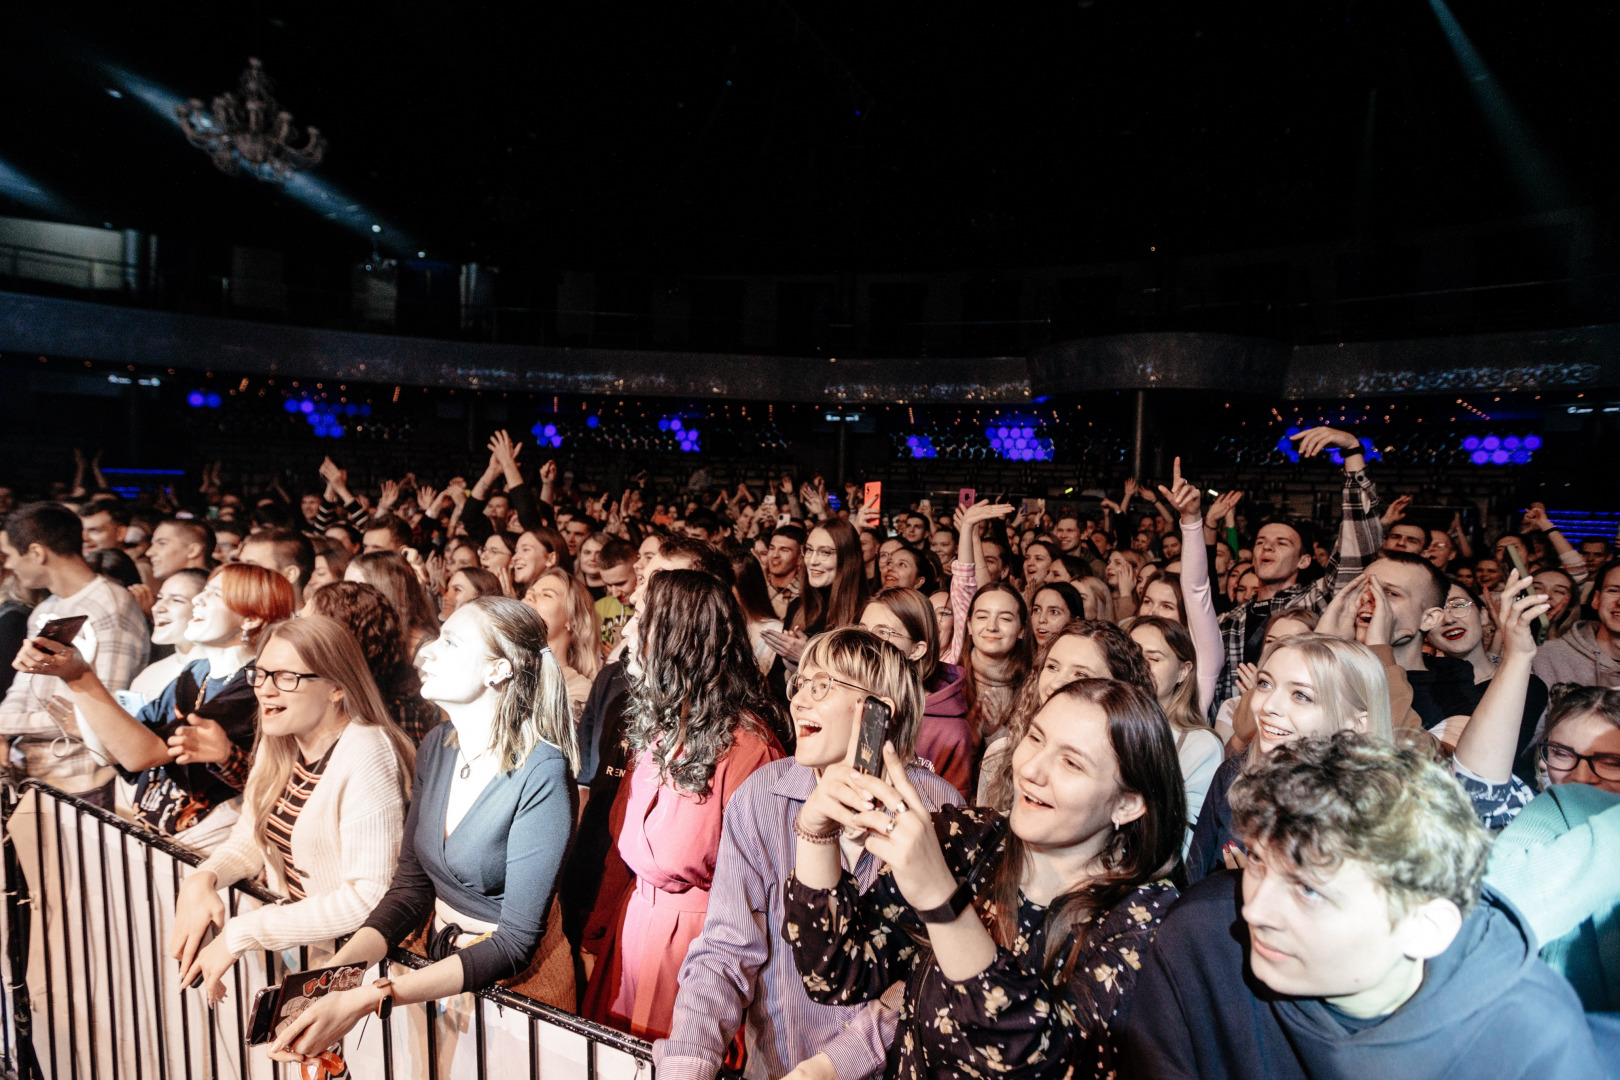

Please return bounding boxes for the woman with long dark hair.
[1128,615,1225,840]
[979,619,1156,808]
[786,678,1184,1080]
[958,580,1035,745]
[764,518,866,666]
[312,581,443,744]
[581,569,784,1040]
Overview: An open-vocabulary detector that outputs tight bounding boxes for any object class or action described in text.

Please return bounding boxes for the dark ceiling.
[3,1,1617,273]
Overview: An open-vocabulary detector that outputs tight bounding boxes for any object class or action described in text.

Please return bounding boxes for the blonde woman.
[522,566,600,715]
[267,597,579,1065]
[1184,632,1393,882]
[168,615,415,996]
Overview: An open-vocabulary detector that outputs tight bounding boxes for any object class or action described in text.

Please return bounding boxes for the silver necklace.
[457,747,488,780]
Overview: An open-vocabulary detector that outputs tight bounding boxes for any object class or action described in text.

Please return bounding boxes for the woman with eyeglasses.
[1426,578,1550,784]
[1454,574,1620,1010]
[18,563,295,853]
[581,570,783,1040]
[860,587,974,801]
[166,615,415,1001]
[267,597,577,1069]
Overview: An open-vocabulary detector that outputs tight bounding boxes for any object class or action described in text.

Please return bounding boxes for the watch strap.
[913,878,974,925]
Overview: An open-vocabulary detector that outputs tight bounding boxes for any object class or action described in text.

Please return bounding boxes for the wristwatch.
[373,977,396,1020]
[913,879,975,925]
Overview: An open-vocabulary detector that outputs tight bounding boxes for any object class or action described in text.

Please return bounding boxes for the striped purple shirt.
[654,758,963,1080]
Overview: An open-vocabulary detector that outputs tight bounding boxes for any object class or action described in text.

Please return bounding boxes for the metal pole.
[1132,390,1146,479]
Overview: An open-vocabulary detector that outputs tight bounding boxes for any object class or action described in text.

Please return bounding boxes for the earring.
[241,626,250,645]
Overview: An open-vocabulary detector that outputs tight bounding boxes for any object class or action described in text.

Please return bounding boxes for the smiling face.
[1428,584,1483,658]
[1473,558,1503,590]
[877,538,903,577]
[805,528,841,590]
[253,635,343,740]
[789,662,872,769]
[151,575,204,647]
[930,529,956,565]
[1531,570,1573,624]
[480,534,512,573]
[1008,694,1138,852]
[968,590,1023,661]
[1053,518,1081,553]
[1037,634,1113,702]
[1543,711,1620,794]
[1029,587,1073,647]
[1241,843,1425,1007]
[1251,646,1363,754]
[509,533,554,587]
[859,602,926,663]
[185,577,247,647]
[882,548,922,591]
[767,534,802,579]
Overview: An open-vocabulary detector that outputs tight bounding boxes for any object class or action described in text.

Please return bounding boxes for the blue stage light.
[586,415,600,428]
[188,391,206,407]
[1523,434,1542,450]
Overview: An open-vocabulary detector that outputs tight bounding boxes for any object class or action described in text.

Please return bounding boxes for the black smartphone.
[35,615,88,647]
[1505,545,1551,646]
[853,696,892,776]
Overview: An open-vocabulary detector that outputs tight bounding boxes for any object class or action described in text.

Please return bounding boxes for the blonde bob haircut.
[799,626,926,763]
[1252,633,1394,760]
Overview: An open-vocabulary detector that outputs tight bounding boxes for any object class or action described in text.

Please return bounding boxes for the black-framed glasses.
[1540,742,1620,782]
[245,665,324,692]
[788,671,874,702]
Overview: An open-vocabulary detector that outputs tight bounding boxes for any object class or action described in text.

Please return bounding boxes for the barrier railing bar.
[119,830,145,1080]
[33,795,56,1080]
[474,994,487,1078]
[171,859,195,1080]
[5,779,657,1079]
[227,891,247,1080]
[50,797,77,1080]
[142,845,169,1080]
[95,816,120,1080]
[378,957,395,1080]
[75,804,100,1080]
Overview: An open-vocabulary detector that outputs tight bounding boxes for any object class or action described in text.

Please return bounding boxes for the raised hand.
[1158,457,1203,525]
[1289,426,1362,459]
[377,479,401,513]
[1122,477,1139,504]
[539,459,558,486]
[425,551,447,594]
[1495,570,1550,662]
[416,485,443,514]
[1206,489,1244,527]
[1381,494,1413,528]
[1521,502,1553,533]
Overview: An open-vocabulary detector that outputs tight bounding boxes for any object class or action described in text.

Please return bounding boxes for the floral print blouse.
[782,805,1176,1080]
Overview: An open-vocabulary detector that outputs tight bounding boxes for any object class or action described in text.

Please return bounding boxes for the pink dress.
[581,723,782,1039]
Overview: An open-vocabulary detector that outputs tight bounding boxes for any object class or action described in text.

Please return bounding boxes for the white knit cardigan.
[196,721,410,956]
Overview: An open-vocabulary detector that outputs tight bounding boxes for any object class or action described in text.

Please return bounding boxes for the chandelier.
[175,58,326,181]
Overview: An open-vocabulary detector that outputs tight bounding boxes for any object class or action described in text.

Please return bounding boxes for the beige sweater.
[198,721,410,956]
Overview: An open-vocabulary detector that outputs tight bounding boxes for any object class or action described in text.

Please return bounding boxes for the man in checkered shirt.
[1,502,150,808]
[1212,426,1386,710]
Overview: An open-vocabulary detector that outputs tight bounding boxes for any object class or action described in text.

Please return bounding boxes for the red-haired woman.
[31,563,296,854]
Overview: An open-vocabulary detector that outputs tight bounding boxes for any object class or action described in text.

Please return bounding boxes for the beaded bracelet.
[793,811,841,845]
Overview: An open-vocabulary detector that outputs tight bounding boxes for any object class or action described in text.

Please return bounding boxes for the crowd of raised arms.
[1,421,1617,1079]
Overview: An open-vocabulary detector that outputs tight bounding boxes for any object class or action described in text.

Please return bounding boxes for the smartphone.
[863,481,882,512]
[1020,497,1043,517]
[777,512,791,528]
[35,615,88,647]
[761,493,777,513]
[853,696,893,776]
[958,487,976,509]
[1505,545,1552,646]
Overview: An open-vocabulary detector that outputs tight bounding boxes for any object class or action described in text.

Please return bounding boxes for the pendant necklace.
[458,748,487,780]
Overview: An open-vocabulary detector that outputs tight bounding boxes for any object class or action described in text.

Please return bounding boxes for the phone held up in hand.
[1504,544,1552,646]
[854,696,893,776]
[35,614,88,647]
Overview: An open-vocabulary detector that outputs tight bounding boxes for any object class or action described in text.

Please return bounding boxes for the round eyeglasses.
[788,671,875,702]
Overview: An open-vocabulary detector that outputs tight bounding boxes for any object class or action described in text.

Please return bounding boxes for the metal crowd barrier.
[0,779,654,1080]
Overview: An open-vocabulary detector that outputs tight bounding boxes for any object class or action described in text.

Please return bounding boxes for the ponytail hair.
[460,596,578,775]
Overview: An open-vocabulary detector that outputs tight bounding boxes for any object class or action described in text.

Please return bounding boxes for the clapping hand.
[167,712,231,765]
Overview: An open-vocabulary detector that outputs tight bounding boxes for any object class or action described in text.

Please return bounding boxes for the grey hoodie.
[1532,620,1620,691]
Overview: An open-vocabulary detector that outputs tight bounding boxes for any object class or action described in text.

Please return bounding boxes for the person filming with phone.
[784,677,1186,1080]
[2,502,151,806]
